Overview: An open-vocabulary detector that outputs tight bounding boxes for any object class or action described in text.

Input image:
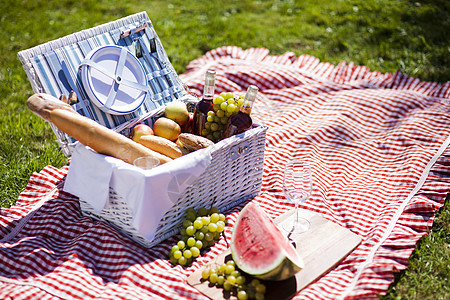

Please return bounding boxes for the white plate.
[80,45,148,115]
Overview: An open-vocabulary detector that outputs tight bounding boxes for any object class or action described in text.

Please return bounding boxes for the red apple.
[181,112,194,133]
[131,124,154,142]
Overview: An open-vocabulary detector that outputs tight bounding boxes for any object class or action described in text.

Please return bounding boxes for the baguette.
[138,135,184,159]
[177,133,214,151]
[26,93,172,165]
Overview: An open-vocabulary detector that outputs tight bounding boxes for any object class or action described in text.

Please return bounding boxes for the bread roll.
[26,93,172,165]
[177,133,214,151]
[138,135,184,159]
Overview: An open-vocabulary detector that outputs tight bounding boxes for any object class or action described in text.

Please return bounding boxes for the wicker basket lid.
[80,45,148,115]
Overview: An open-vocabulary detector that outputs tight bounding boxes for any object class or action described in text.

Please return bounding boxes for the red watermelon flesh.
[230,202,304,281]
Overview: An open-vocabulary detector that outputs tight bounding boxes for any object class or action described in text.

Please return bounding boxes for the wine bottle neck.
[203,70,216,98]
[203,85,215,98]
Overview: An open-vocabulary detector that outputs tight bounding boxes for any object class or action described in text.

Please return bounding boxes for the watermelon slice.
[230,202,304,281]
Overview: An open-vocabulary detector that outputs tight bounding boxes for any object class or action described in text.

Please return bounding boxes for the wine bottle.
[222,85,258,139]
[193,70,216,136]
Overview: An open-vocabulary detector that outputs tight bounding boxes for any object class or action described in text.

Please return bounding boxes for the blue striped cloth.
[19,12,187,140]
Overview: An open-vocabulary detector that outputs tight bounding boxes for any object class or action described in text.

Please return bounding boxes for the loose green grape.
[195,231,204,240]
[187,237,196,247]
[255,283,266,293]
[206,115,214,122]
[227,104,237,113]
[173,250,182,259]
[216,226,224,234]
[231,270,240,277]
[217,275,225,286]
[202,269,211,280]
[213,104,221,112]
[226,260,236,267]
[218,264,227,274]
[194,219,204,230]
[195,240,203,249]
[219,214,226,222]
[186,212,196,222]
[183,249,192,259]
[205,232,214,241]
[201,128,210,136]
[227,275,237,284]
[169,256,178,265]
[225,264,235,274]
[251,279,261,287]
[182,220,193,228]
[217,220,226,230]
[201,216,211,225]
[237,290,249,300]
[220,102,228,111]
[223,281,232,291]
[210,213,220,223]
[210,207,220,214]
[210,123,219,132]
[209,272,219,284]
[216,109,225,118]
[177,240,186,249]
[236,275,246,285]
[224,92,234,99]
[198,207,208,216]
[213,96,225,105]
[201,225,209,234]
[190,246,200,257]
[186,225,196,236]
[186,207,197,215]
[208,223,218,232]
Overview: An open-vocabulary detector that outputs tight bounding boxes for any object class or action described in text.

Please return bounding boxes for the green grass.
[0,0,448,298]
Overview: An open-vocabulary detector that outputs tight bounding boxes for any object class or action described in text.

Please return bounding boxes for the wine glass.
[133,156,160,170]
[281,159,313,234]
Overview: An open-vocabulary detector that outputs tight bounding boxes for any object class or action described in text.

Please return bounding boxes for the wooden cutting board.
[187,209,361,300]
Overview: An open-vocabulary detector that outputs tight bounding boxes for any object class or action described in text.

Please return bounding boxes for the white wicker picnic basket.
[18,11,267,248]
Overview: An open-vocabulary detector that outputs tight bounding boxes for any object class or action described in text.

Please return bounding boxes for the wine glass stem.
[295,201,299,225]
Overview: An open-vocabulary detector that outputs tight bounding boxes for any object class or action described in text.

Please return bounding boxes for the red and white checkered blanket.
[1,47,450,299]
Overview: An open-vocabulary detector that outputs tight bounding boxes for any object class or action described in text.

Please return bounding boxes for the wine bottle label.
[223,124,238,138]
[240,105,252,115]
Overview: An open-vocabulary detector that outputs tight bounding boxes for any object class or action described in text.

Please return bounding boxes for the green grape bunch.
[201,259,267,300]
[168,206,227,267]
[203,92,245,142]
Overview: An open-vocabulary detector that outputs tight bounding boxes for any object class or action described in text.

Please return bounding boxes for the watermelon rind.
[230,202,304,281]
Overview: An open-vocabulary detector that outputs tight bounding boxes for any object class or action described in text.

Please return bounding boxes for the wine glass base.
[281,217,310,235]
